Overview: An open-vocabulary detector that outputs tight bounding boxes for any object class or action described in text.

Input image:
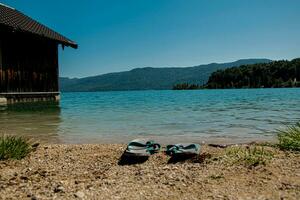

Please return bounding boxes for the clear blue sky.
[2,0,300,78]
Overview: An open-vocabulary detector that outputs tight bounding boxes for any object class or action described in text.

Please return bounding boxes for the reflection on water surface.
[0,89,300,144]
[0,102,62,143]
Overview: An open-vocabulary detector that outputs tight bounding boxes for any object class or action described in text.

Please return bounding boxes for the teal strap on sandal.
[166,144,181,156]
[125,139,161,157]
[145,141,161,154]
[166,143,201,156]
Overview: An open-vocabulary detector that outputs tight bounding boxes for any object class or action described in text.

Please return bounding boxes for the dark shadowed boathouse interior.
[0,3,77,104]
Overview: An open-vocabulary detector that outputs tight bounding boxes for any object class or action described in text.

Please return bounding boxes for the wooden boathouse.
[0,3,77,104]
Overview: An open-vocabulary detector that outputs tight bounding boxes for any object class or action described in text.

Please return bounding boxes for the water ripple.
[0,88,300,143]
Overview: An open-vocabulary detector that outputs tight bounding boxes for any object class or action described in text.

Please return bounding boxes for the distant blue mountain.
[60,59,272,92]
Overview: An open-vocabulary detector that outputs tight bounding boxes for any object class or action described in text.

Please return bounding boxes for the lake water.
[0,88,300,144]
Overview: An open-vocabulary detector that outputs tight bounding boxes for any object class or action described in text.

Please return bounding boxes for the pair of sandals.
[124,138,201,158]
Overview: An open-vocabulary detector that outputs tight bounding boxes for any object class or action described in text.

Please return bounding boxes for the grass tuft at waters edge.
[0,135,32,160]
[277,122,300,151]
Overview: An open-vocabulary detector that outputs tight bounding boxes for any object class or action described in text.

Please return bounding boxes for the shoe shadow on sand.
[117,152,211,165]
[167,153,210,164]
[118,154,149,165]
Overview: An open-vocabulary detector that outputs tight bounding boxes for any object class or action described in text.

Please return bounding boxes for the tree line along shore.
[173,58,300,90]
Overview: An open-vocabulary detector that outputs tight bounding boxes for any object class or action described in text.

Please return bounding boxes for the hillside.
[60,59,271,92]
[206,58,300,89]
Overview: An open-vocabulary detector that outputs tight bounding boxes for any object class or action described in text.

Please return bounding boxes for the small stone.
[27,194,37,200]
[31,195,38,200]
[32,143,40,148]
[86,184,93,189]
[168,182,175,186]
[54,185,64,193]
[74,191,85,198]
[39,170,47,177]
[20,176,28,181]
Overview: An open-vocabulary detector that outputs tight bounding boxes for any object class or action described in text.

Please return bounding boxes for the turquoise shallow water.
[0,88,300,144]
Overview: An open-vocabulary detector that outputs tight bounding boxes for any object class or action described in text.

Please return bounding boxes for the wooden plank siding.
[0,31,59,93]
[0,39,2,70]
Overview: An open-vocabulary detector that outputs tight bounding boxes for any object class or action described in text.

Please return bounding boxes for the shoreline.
[0,143,299,199]
[24,134,277,145]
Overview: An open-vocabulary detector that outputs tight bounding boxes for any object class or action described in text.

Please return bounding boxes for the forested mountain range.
[60,59,271,92]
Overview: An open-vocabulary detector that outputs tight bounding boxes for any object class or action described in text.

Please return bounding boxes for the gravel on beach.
[0,144,299,200]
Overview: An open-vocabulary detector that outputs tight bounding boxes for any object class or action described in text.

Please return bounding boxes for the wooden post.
[0,40,6,104]
[0,39,2,93]
[0,39,2,69]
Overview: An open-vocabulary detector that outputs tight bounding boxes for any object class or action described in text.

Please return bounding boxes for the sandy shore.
[0,144,299,200]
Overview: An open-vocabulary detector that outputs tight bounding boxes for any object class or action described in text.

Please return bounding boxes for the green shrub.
[0,135,32,160]
[223,146,274,167]
[277,122,300,151]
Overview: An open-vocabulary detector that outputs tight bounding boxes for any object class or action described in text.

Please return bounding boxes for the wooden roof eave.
[0,24,78,49]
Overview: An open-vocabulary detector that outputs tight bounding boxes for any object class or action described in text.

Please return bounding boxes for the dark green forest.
[172,83,202,90]
[205,58,300,89]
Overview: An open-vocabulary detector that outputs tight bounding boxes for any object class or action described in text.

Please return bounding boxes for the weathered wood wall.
[0,39,2,69]
[0,30,59,93]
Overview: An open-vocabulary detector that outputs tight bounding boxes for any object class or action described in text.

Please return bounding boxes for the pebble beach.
[0,144,299,200]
